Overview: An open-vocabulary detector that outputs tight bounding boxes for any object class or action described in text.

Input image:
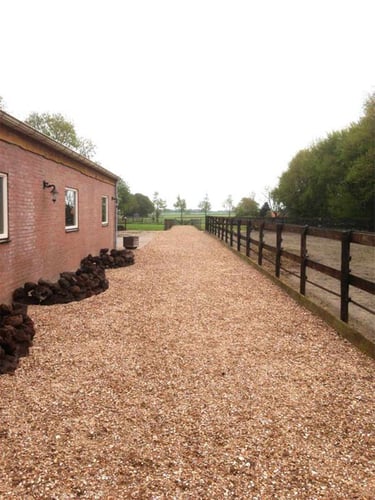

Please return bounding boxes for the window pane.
[102,196,108,223]
[65,189,77,227]
[0,177,3,234]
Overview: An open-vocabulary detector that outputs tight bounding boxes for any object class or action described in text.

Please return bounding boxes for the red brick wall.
[0,140,117,304]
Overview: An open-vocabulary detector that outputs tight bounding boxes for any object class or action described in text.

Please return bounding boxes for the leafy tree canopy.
[272,92,374,225]
[235,196,259,217]
[117,179,132,218]
[25,112,96,159]
[117,179,154,218]
[133,193,154,217]
[263,185,285,216]
[259,202,271,217]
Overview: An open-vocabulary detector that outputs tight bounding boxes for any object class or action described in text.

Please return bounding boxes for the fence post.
[230,219,234,247]
[275,223,283,277]
[246,219,251,257]
[300,226,308,295]
[258,222,264,265]
[340,230,352,323]
[225,218,229,243]
[237,220,241,251]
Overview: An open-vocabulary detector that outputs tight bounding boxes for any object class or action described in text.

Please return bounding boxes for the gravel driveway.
[1,226,374,499]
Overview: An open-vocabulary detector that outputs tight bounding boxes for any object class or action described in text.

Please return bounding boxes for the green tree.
[153,192,167,223]
[198,193,211,215]
[259,202,271,217]
[117,179,132,218]
[77,137,97,159]
[272,148,314,218]
[124,195,138,216]
[0,96,5,110]
[223,195,234,216]
[273,92,375,225]
[174,195,186,223]
[333,93,375,221]
[235,197,259,217]
[133,193,154,217]
[263,185,284,216]
[25,112,96,159]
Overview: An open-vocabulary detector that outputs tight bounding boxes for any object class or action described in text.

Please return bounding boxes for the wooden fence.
[164,218,204,230]
[206,216,375,326]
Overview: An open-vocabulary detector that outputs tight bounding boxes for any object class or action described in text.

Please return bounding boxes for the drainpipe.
[114,180,119,249]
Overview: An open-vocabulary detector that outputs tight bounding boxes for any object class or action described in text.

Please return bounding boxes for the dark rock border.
[12,248,134,306]
[0,303,35,374]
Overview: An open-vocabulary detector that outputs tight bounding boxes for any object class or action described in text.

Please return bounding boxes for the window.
[101,196,109,225]
[65,188,78,230]
[0,173,8,240]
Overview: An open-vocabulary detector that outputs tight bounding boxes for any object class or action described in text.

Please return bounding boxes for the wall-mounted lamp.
[43,180,58,203]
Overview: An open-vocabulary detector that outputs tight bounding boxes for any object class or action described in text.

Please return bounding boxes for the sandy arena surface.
[0,226,374,499]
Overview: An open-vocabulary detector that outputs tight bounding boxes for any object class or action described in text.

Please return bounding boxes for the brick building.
[0,110,119,304]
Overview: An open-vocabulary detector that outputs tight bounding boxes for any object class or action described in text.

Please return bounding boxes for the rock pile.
[0,303,35,374]
[82,248,135,269]
[13,248,134,306]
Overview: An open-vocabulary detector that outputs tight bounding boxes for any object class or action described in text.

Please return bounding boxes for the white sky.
[1,0,374,210]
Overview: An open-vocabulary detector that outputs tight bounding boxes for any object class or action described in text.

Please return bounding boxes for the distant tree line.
[272,93,374,226]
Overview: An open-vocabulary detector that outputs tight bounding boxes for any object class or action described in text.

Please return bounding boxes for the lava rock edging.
[12,248,134,306]
[0,303,35,374]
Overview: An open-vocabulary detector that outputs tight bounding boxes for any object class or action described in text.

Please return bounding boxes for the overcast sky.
[1,0,374,210]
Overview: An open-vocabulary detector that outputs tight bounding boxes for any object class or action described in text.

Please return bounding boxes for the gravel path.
[1,226,374,499]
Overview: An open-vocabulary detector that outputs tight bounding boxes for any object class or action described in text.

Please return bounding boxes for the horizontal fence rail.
[164,218,205,230]
[206,216,375,326]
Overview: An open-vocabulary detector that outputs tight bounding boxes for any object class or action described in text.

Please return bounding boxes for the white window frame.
[65,187,78,231]
[0,173,8,240]
[101,195,109,225]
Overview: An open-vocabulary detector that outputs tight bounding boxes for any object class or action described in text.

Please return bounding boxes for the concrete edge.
[211,235,375,360]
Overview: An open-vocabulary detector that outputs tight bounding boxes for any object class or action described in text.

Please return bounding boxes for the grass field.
[124,223,164,231]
